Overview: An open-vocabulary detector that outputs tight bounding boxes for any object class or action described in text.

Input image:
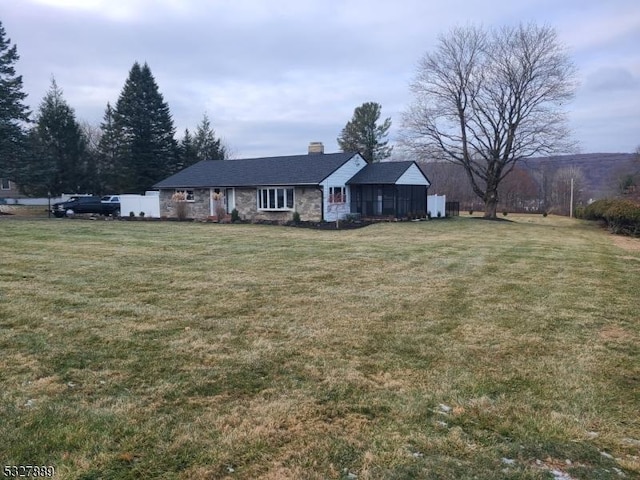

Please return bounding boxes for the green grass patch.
[0,215,638,479]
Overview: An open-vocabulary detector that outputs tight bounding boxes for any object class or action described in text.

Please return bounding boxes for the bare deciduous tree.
[401,23,577,218]
[79,121,103,193]
[419,161,478,210]
[551,166,586,215]
[498,167,539,212]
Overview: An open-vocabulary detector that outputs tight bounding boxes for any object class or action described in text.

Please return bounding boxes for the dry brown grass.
[0,204,49,217]
[0,216,638,479]
[610,234,640,252]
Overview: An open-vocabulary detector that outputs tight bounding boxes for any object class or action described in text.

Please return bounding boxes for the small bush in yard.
[503,211,508,216]
[580,199,616,220]
[469,210,473,215]
[215,204,226,222]
[139,211,145,218]
[129,211,135,218]
[171,191,189,220]
[231,208,240,223]
[602,201,640,235]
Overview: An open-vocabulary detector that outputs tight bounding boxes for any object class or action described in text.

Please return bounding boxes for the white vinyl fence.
[427,194,446,218]
[120,192,160,218]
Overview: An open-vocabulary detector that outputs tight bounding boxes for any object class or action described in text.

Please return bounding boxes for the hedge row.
[576,198,640,236]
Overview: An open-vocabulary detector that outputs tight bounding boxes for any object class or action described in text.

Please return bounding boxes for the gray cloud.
[3,0,640,157]
[585,67,639,92]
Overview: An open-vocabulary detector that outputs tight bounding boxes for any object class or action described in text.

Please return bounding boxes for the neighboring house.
[153,143,431,222]
[0,177,24,202]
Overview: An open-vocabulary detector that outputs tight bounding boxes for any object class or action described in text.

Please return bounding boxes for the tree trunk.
[483,189,498,218]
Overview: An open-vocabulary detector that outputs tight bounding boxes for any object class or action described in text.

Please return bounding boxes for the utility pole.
[569,178,574,218]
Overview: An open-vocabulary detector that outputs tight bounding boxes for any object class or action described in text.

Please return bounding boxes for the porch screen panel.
[396,185,427,217]
[350,187,361,215]
[382,186,395,215]
[356,186,376,217]
[397,185,409,217]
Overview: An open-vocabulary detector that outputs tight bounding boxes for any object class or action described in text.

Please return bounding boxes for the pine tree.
[0,20,30,183]
[112,62,178,192]
[20,129,57,196]
[337,102,392,163]
[97,102,123,192]
[25,78,86,196]
[179,128,198,169]
[193,113,226,161]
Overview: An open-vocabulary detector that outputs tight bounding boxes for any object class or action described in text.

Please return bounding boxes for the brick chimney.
[308,142,324,154]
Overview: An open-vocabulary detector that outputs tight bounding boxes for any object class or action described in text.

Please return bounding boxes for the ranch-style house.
[153,142,431,222]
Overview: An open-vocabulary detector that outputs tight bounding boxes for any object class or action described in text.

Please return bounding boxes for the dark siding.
[350,185,427,218]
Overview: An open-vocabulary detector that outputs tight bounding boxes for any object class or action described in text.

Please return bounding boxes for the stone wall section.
[159,190,179,218]
[160,186,324,222]
[190,189,211,218]
[159,189,209,219]
[233,188,257,220]
[294,187,322,222]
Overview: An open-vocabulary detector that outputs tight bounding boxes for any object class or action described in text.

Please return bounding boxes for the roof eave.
[156,182,323,189]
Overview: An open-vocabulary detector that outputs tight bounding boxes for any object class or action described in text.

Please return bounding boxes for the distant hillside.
[417,152,639,212]
[519,153,637,199]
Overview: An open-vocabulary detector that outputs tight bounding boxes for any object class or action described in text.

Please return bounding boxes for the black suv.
[51,196,121,218]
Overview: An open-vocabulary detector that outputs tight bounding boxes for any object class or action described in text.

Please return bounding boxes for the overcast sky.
[2,0,639,158]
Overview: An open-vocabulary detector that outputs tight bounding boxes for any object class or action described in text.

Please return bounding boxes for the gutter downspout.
[317,186,324,222]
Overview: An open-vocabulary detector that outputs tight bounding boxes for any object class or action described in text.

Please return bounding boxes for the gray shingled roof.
[153,152,357,188]
[346,161,421,184]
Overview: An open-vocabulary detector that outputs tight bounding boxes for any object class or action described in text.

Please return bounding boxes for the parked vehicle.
[51,196,121,218]
[100,195,120,204]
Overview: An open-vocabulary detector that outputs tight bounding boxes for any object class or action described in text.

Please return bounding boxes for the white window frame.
[1,178,10,190]
[328,186,346,204]
[174,189,195,202]
[257,187,294,211]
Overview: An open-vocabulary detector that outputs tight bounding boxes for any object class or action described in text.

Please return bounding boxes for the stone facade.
[159,188,210,219]
[233,188,257,220]
[159,186,323,222]
[293,187,323,222]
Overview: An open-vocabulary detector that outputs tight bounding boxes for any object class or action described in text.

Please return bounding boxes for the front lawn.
[0,216,638,479]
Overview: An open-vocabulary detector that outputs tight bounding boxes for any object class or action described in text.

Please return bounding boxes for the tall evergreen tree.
[20,129,57,196]
[97,102,123,192]
[111,62,178,192]
[0,20,30,183]
[337,102,392,163]
[25,78,86,195]
[179,128,198,169]
[193,113,226,161]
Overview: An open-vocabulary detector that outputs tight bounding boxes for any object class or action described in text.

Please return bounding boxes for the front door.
[210,188,224,217]
[225,188,235,213]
